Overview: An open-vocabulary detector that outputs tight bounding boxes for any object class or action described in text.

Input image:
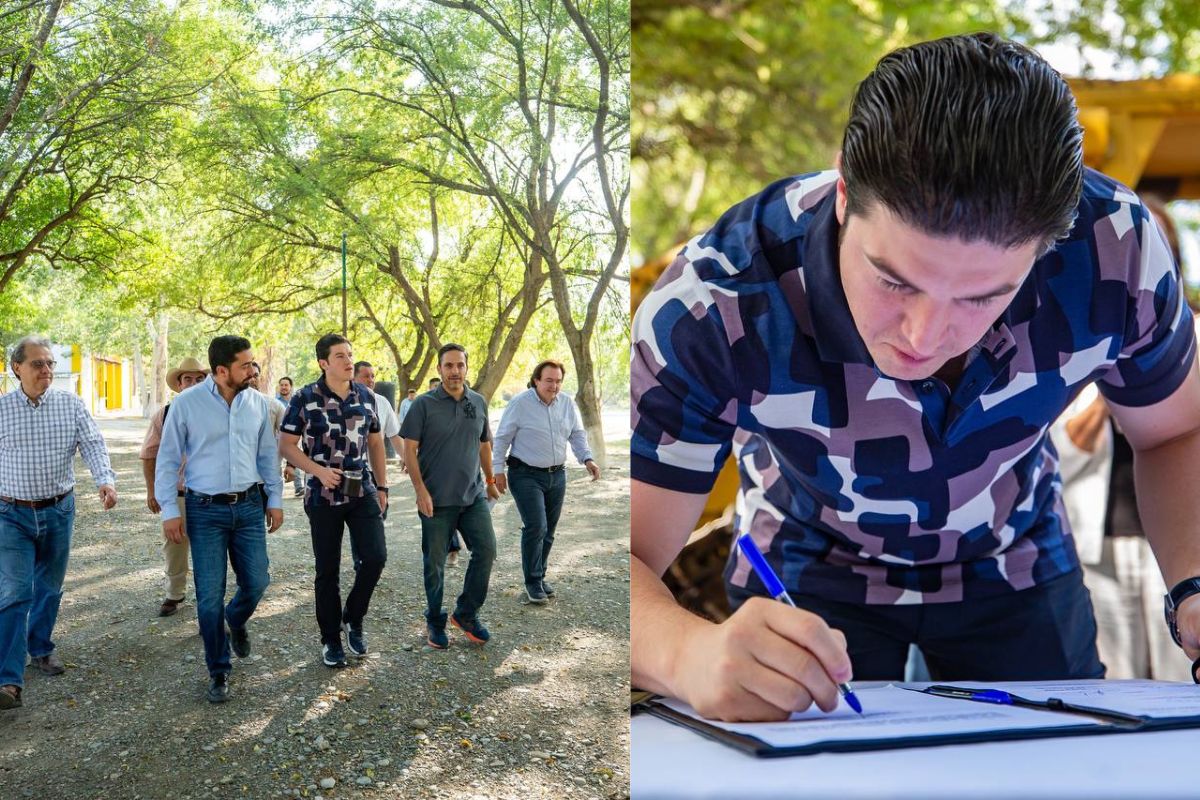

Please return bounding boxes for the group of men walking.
[0,332,599,707]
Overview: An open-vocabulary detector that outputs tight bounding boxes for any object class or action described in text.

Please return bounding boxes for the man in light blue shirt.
[492,360,599,604]
[156,335,284,703]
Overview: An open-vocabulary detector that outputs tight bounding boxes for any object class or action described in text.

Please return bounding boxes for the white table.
[632,685,1200,799]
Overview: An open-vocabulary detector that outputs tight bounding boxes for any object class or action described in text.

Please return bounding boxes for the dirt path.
[0,413,631,800]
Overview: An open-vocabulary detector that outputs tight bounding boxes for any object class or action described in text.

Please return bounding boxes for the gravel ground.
[0,414,631,800]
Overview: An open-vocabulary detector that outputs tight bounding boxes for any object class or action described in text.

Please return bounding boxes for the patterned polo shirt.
[280,376,380,507]
[632,168,1196,606]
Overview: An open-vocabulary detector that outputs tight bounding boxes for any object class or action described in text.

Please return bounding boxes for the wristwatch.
[1163,577,1200,647]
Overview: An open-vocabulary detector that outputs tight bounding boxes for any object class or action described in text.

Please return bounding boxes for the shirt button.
[920,381,935,394]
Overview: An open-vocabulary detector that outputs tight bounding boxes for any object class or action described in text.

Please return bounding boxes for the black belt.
[0,491,72,510]
[186,487,260,504]
[507,457,564,473]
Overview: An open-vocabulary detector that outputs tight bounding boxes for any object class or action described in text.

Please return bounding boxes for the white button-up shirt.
[0,387,115,500]
[492,388,593,473]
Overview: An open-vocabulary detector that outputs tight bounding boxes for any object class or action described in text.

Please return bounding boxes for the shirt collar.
[793,193,873,366]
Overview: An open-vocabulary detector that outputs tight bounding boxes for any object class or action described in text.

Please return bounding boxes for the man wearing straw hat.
[139,356,208,617]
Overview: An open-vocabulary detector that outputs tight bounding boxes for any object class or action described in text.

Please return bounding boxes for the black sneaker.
[426,624,449,650]
[228,626,250,658]
[523,584,549,605]
[322,642,348,668]
[541,580,556,599]
[450,613,490,644]
[207,674,230,703]
[343,622,367,657]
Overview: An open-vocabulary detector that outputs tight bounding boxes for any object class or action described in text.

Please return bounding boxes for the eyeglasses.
[27,360,56,371]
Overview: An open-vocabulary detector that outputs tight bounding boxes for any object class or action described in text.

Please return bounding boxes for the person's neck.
[216,381,239,406]
[536,390,555,405]
[20,384,46,405]
[444,383,465,400]
[326,375,351,398]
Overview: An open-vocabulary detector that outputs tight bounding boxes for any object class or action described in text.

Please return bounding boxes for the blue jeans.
[420,495,496,628]
[0,494,74,689]
[185,491,270,677]
[508,465,566,588]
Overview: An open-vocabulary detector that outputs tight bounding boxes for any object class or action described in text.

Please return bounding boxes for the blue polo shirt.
[631,168,1195,605]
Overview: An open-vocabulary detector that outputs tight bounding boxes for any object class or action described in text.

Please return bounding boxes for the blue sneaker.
[426,624,449,650]
[450,613,490,644]
[343,622,367,657]
[322,641,348,668]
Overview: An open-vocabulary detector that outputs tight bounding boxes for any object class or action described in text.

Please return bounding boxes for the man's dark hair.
[315,333,350,364]
[208,335,252,374]
[528,359,566,388]
[429,378,440,387]
[840,33,1084,250]
[279,376,293,386]
[353,360,372,375]
[407,388,417,395]
[438,343,467,366]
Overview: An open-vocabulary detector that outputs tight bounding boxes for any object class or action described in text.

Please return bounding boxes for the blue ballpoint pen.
[735,533,863,714]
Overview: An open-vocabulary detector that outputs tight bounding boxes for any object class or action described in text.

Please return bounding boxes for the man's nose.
[901,298,950,357]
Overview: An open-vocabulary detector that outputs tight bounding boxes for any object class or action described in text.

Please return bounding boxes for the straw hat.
[167,357,209,392]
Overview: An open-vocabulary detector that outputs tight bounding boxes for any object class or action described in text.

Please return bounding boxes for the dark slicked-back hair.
[316,333,349,364]
[840,33,1084,251]
[209,335,252,373]
[527,359,566,388]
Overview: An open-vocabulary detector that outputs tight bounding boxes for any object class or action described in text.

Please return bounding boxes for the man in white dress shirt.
[492,360,600,604]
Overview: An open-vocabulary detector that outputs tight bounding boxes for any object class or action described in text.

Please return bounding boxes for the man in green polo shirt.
[400,343,501,649]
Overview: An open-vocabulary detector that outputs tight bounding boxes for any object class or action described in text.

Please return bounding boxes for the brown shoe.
[0,685,21,709]
[159,597,184,617]
[30,654,64,676]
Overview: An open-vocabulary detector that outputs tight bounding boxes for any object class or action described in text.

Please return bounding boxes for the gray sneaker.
[30,654,64,676]
[523,584,549,605]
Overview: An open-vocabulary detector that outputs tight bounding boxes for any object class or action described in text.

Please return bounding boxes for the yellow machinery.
[632,75,1200,528]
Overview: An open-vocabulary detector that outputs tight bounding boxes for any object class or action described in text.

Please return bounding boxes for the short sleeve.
[631,251,739,493]
[480,402,491,443]
[399,396,425,441]
[1097,203,1197,407]
[280,392,306,436]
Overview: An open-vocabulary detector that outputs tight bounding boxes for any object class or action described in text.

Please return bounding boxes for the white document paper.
[659,685,1101,749]
[934,678,1200,718]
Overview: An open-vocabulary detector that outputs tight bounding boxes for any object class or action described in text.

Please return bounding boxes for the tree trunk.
[572,344,607,468]
[149,313,169,411]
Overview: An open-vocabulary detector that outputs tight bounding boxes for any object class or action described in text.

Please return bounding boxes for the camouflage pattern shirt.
[281,376,381,507]
[632,169,1196,605]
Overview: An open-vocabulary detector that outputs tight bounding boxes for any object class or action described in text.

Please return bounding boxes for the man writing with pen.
[631,34,1200,723]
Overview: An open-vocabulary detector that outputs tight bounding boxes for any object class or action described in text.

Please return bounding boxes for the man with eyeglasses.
[0,335,117,710]
[139,356,209,617]
[400,343,500,649]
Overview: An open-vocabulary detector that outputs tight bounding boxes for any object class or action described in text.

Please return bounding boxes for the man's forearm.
[631,555,712,697]
[480,442,494,480]
[404,442,429,494]
[279,441,326,476]
[1135,427,1200,586]
[369,438,388,488]
[141,459,156,494]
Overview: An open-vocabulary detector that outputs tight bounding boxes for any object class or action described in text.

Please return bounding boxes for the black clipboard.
[635,687,1200,758]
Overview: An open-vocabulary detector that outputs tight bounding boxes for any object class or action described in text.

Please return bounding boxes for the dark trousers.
[728,568,1105,680]
[508,464,566,588]
[420,495,496,628]
[305,492,387,645]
